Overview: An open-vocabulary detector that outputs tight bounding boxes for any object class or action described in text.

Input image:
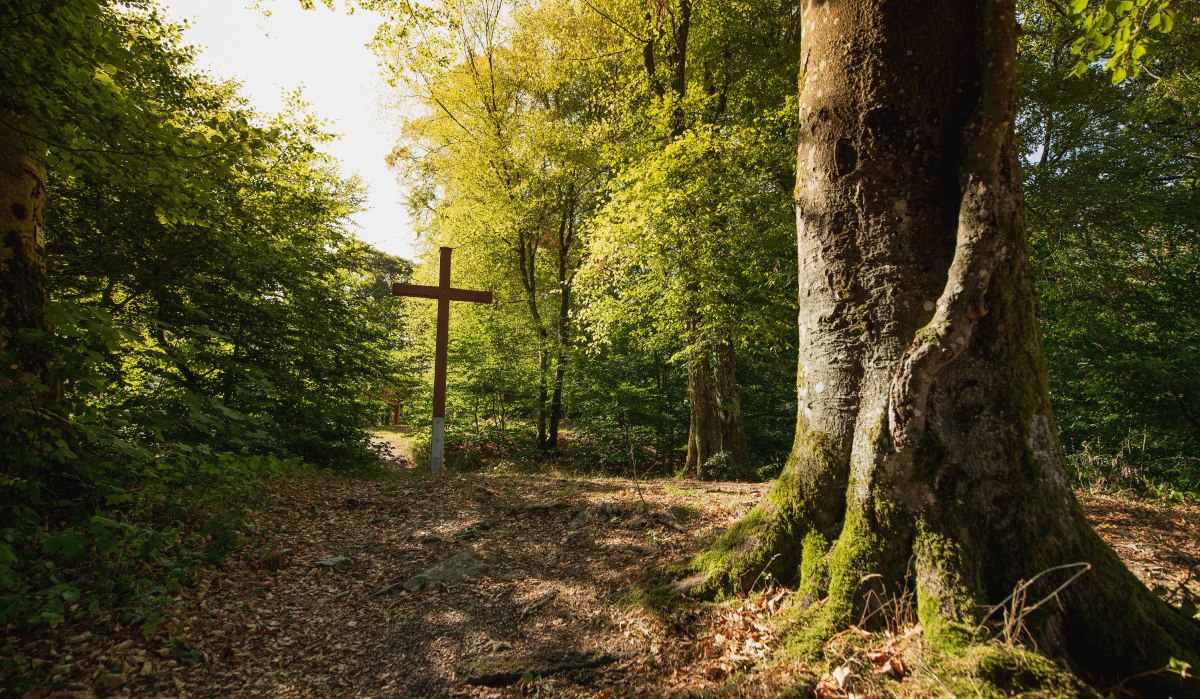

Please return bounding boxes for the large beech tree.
[682,0,1200,689]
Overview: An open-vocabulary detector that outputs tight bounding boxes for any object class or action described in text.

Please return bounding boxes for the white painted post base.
[430,416,445,475]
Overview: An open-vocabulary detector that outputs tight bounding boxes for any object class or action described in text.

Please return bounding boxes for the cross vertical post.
[392,247,493,475]
[431,247,452,474]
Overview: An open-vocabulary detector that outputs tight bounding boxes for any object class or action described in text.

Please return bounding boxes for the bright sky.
[158,0,417,259]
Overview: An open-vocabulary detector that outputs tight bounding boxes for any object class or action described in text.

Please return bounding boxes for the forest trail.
[6,445,1199,698]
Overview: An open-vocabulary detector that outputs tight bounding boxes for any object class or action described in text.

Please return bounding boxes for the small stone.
[420,534,443,544]
[598,502,623,518]
[343,497,378,509]
[96,673,127,692]
[499,569,528,580]
[667,505,697,522]
[402,552,492,592]
[568,509,590,529]
[545,553,559,566]
[456,518,498,540]
[563,530,590,548]
[462,650,617,687]
[314,556,353,569]
[473,486,496,501]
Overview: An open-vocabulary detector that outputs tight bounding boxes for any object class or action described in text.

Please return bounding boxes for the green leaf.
[0,543,16,568]
[42,530,88,563]
[1167,657,1192,678]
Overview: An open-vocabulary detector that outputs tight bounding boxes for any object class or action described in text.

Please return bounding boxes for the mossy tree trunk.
[684,0,1200,689]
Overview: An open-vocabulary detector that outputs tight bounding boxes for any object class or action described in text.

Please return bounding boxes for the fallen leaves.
[3,464,1196,698]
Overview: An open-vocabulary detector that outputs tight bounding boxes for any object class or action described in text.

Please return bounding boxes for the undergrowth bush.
[1067,439,1200,501]
[0,304,295,631]
[408,419,676,477]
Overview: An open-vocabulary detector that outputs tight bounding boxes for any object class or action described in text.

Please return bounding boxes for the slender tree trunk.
[1,122,50,411]
[515,231,550,449]
[547,193,576,449]
[536,329,548,448]
[548,358,565,447]
[683,0,1199,690]
[684,335,718,476]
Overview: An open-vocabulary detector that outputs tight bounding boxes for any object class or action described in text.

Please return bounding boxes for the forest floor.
[4,433,1199,698]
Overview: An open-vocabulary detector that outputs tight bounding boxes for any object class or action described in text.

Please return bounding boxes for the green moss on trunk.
[680,428,841,599]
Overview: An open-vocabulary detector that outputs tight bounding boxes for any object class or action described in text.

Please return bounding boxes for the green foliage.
[0,303,289,627]
[1020,0,1200,496]
[1,0,411,625]
[374,0,800,470]
[1068,0,1177,83]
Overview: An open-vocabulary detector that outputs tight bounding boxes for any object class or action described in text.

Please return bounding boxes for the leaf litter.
[2,457,1196,698]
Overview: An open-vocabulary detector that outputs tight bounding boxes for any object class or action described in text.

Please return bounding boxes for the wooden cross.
[392,247,493,474]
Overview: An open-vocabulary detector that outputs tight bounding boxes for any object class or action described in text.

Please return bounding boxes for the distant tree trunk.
[548,352,565,448]
[683,0,1199,691]
[515,227,550,449]
[684,323,750,479]
[712,337,749,474]
[547,191,576,449]
[684,338,717,476]
[0,122,49,405]
[535,329,548,448]
[653,352,671,463]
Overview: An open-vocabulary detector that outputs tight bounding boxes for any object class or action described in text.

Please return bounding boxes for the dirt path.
[5,459,1198,698]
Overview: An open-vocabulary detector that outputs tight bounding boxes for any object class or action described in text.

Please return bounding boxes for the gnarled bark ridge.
[682,0,1200,691]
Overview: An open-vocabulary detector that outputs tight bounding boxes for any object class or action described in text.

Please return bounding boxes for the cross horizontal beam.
[392,282,493,305]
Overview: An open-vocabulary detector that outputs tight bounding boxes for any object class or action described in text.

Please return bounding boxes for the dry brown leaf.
[832,664,852,688]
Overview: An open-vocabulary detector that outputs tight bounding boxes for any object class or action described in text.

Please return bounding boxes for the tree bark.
[684,335,751,479]
[684,336,718,476]
[0,120,50,415]
[683,0,1200,690]
[547,190,576,450]
[535,329,549,448]
[515,227,550,448]
[712,337,749,475]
